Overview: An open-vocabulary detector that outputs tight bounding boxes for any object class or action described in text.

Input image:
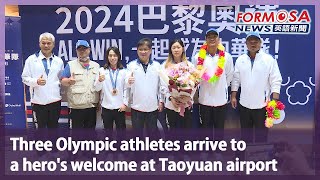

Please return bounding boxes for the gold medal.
[112,89,118,95]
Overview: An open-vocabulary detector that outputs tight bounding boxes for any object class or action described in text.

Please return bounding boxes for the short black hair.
[137,38,152,49]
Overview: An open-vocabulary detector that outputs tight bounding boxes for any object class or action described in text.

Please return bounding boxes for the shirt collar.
[83,63,90,70]
[137,58,153,65]
[247,49,260,60]
[206,48,219,57]
[37,50,54,60]
[79,60,93,69]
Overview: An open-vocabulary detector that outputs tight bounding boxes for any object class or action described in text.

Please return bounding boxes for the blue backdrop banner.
[17,5,314,129]
[5,16,26,129]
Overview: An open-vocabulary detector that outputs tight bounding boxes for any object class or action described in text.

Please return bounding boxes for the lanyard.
[109,68,119,90]
[42,58,52,75]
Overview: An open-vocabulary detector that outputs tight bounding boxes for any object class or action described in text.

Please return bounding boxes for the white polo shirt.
[21,51,64,105]
[125,59,162,112]
[231,50,282,109]
[94,67,127,110]
[193,51,234,107]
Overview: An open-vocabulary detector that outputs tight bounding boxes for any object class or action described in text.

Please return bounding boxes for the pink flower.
[267,112,274,118]
[166,62,201,89]
[219,50,225,57]
[202,73,210,81]
[276,101,285,110]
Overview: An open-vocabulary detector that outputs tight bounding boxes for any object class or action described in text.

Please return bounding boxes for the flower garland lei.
[265,100,285,128]
[196,43,226,83]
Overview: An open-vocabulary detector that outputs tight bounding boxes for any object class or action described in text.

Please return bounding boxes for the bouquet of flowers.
[265,100,286,128]
[159,62,203,116]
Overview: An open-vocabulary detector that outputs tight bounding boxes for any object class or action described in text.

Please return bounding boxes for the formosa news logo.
[235,9,311,34]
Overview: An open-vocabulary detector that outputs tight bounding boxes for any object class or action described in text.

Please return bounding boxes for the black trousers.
[239,104,268,143]
[32,101,61,128]
[158,110,168,131]
[131,109,158,129]
[199,104,226,140]
[200,104,226,128]
[166,108,192,129]
[70,107,97,129]
[101,108,126,130]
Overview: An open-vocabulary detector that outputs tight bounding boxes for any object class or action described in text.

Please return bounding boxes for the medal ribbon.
[109,68,119,91]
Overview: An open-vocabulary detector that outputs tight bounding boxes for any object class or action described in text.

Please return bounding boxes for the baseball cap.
[205,28,219,36]
[246,32,261,40]
[76,40,90,49]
